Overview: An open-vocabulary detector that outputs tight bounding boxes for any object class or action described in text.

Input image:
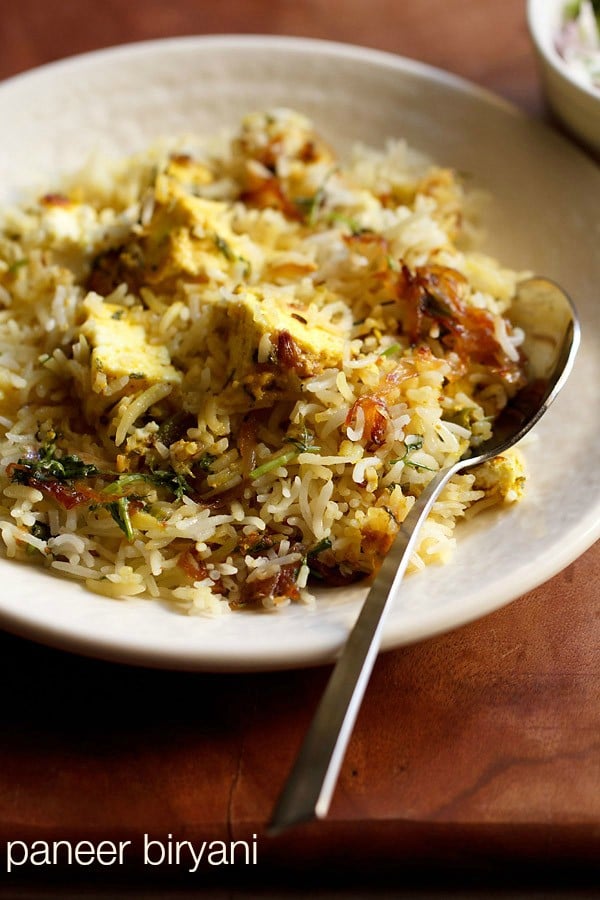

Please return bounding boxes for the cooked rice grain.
[0,109,528,614]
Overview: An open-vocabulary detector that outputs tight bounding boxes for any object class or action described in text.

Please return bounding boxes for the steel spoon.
[269,276,580,833]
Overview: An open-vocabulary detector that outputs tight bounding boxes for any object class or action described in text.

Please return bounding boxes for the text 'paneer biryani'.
[0,109,528,614]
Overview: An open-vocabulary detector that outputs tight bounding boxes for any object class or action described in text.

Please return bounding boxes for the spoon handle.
[269,464,456,833]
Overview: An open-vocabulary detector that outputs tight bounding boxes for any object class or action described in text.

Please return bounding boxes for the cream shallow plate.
[0,36,598,671]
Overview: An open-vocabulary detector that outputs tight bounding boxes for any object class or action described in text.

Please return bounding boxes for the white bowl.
[0,37,599,671]
[527,0,600,154]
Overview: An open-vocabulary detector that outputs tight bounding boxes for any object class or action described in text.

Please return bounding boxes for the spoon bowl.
[455,278,579,470]
[269,276,580,834]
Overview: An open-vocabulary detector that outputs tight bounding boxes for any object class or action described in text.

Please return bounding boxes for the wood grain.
[0,0,598,887]
[0,544,597,878]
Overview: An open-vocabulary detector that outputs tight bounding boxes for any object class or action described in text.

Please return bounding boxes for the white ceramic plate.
[0,36,598,671]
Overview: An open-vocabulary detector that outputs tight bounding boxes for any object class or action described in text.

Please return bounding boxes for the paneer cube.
[86,164,257,296]
[80,294,181,417]
[472,448,526,504]
[193,288,346,411]
[141,181,254,287]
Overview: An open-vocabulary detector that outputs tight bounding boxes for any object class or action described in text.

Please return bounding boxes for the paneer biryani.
[0,109,527,614]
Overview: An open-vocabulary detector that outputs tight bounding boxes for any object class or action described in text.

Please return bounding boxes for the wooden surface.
[0,0,599,891]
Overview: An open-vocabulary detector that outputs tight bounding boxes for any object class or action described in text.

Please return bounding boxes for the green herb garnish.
[284,436,319,454]
[148,469,192,500]
[244,535,276,556]
[390,435,436,472]
[107,496,134,541]
[443,408,472,430]
[326,212,367,235]
[250,447,303,480]
[383,506,399,525]
[307,537,332,557]
[103,468,192,501]
[31,521,51,542]
[295,167,338,226]
[250,430,319,480]
[7,258,28,274]
[11,442,99,485]
[213,234,251,276]
[196,453,216,472]
[305,537,333,577]
[379,343,401,358]
[156,411,193,447]
[214,234,236,261]
[295,186,326,226]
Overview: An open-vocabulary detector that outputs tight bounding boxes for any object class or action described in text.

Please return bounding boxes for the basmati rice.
[0,109,528,613]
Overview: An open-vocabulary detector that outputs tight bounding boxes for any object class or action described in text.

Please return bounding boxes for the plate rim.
[0,33,598,671]
[1,33,521,109]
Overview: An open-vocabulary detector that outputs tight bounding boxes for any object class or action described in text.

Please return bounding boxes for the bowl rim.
[0,32,523,114]
[0,33,598,672]
[527,0,600,102]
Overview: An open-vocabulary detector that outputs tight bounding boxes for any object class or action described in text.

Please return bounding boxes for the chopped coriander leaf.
[284,436,319,453]
[11,443,100,485]
[307,537,332,557]
[129,372,146,379]
[7,258,28,274]
[107,496,134,541]
[156,411,194,447]
[111,309,125,320]
[443,408,473,429]
[245,535,276,555]
[294,188,325,226]
[213,235,251,276]
[379,343,401,357]
[305,537,342,579]
[295,167,338,226]
[404,459,437,472]
[405,436,424,452]
[284,424,319,454]
[390,436,424,464]
[326,212,366,235]
[250,447,300,480]
[214,234,236,261]
[148,469,192,500]
[30,521,51,542]
[102,474,147,494]
[196,453,216,472]
[390,435,436,471]
[383,506,399,524]
[250,430,319,479]
[104,469,192,501]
